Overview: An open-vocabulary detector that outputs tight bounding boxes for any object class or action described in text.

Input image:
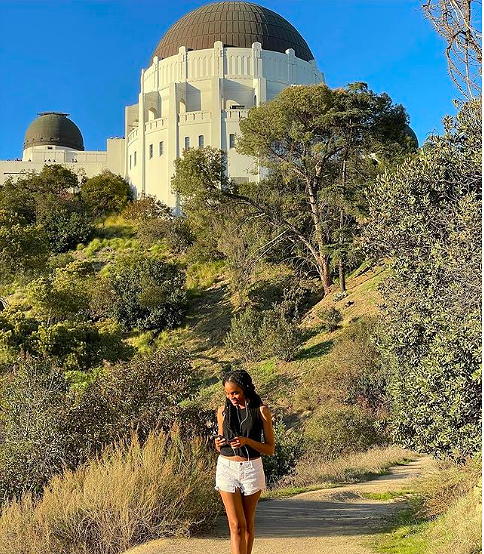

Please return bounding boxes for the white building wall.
[126,42,323,210]
[0,138,126,186]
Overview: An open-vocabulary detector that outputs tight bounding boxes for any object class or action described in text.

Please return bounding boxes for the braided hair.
[222,370,263,443]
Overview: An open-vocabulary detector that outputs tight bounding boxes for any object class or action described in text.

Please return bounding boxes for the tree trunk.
[306,177,331,294]
[339,258,346,292]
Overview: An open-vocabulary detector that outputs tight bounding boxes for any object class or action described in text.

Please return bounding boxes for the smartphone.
[210,433,228,442]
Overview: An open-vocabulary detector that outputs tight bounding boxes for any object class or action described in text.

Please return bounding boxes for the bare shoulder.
[259,404,272,420]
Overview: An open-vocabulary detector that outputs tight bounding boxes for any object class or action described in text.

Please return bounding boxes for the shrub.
[0,314,133,372]
[80,171,133,219]
[36,195,93,252]
[0,357,74,502]
[316,306,343,332]
[262,420,305,487]
[77,349,198,442]
[304,404,381,460]
[0,428,220,554]
[108,256,187,331]
[0,349,200,503]
[365,102,481,459]
[225,304,302,362]
[282,445,413,487]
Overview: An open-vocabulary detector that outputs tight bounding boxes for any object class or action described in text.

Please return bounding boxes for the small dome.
[153,1,314,62]
[24,112,84,151]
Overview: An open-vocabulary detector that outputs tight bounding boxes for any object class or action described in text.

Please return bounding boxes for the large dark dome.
[24,112,84,151]
[153,1,314,62]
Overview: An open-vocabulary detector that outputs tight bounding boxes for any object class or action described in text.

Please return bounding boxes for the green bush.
[0,349,200,503]
[263,420,305,487]
[304,404,381,460]
[108,255,187,331]
[0,357,75,502]
[80,171,133,219]
[365,101,481,459]
[225,304,302,362]
[36,195,93,252]
[316,306,343,332]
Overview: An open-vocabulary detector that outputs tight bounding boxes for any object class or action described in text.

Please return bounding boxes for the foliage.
[0,349,200,503]
[304,404,382,460]
[80,171,132,219]
[0,429,220,554]
[262,420,305,487]
[77,349,198,442]
[35,194,93,252]
[0,222,49,281]
[0,357,74,502]
[122,195,171,221]
[225,304,302,362]
[281,445,412,488]
[0,311,133,371]
[315,306,343,331]
[172,84,413,292]
[364,101,482,459]
[107,255,187,331]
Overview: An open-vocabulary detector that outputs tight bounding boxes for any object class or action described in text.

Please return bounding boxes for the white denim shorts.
[215,455,266,496]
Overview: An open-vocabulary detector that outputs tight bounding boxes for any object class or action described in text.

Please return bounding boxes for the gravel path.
[124,457,433,554]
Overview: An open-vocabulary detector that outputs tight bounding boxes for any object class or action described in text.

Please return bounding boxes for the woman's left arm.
[229,405,275,456]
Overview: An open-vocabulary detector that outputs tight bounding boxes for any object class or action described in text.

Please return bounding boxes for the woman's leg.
[219,489,248,554]
[241,490,262,554]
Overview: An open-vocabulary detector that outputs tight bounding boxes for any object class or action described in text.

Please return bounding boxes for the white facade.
[126,41,323,209]
[1,38,323,205]
[0,138,125,185]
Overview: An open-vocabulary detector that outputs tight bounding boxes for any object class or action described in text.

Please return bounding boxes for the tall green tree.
[364,100,481,459]
[173,83,412,293]
[80,170,133,219]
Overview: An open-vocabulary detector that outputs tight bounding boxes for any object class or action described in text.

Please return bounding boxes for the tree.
[35,194,93,252]
[173,84,412,293]
[80,170,133,219]
[422,0,482,99]
[107,255,188,331]
[364,100,481,459]
[0,220,49,281]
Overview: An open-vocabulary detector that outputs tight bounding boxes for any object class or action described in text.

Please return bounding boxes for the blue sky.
[0,0,457,159]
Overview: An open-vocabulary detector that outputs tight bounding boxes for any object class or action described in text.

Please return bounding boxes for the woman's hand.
[214,436,227,451]
[227,436,250,448]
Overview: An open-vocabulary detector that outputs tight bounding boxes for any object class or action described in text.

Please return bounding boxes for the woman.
[214,369,275,554]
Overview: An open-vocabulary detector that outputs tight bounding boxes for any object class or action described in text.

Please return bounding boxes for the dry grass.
[425,481,482,554]
[281,445,414,487]
[417,457,481,518]
[0,428,220,554]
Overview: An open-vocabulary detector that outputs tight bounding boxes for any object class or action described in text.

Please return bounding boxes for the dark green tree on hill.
[365,100,481,459]
[172,83,414,293]
[80,170,133,219]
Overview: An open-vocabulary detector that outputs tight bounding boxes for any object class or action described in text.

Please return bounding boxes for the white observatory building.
[125,1,324,208]
[0,1,323,209]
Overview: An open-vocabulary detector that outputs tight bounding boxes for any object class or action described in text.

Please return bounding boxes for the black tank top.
[220,404,264,459]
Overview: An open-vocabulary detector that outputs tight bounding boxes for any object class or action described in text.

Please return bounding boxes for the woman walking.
[214,369,275,554]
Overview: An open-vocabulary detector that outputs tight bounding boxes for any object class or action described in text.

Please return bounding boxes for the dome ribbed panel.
[153,1,313,61]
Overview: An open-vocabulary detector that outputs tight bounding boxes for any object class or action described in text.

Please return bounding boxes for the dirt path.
[124,457,434,554]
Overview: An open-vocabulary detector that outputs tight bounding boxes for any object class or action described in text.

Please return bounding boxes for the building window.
[159,141,164,155]
[47,146,53,150]
[198,135,204,148]
[229,134,236,148]
[149,144,153,158]
[184,136,190,150]
[134,151,137,166]
[129,154,132,169]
